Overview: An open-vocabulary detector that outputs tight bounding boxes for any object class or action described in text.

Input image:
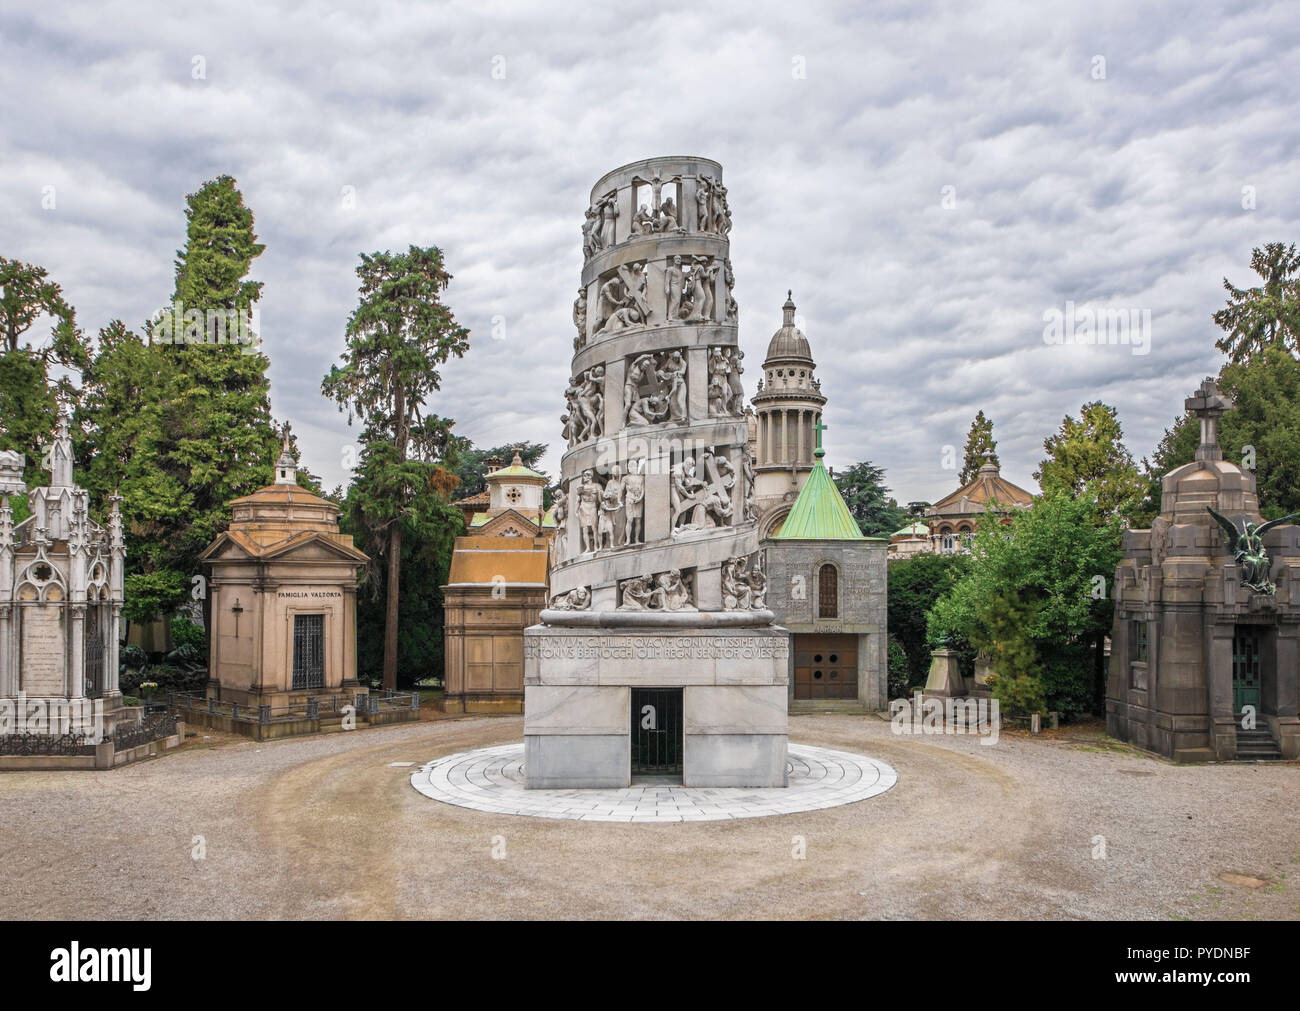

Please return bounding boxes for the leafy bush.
[123,696,140,707]
[986,673,1048,718]
[170,615,205,650]
[887,635,910,700]
[121,645,148,670]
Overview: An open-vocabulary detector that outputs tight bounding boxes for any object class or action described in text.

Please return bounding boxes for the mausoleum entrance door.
[1232,626,1262,715]
[794,634,858,700]
[292,614,325,691]
[631,687,683,778]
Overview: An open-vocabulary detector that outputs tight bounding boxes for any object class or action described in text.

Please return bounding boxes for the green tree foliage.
[927,492,1122,716]
[1035,401,1145,523]
[886,552,970,688]
[1130,414,1198,529]
[0,257,89,484]
[886,635,910,700]
[341,443,465,688]
[0,350,58,485]
[959,410,999,485]
[322,246,470,689]
[832,460,907,536]
[149,175,279,572]
[1213,241,1300,363]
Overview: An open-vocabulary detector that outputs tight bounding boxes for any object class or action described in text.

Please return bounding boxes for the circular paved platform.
[409,742,897,822]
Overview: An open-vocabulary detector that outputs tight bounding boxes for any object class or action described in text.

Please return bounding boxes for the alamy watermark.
[890,691,1000,745]
[150,301,261,352]
[1043,301,1151,356]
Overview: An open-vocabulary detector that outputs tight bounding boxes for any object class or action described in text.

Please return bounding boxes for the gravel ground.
[0,715,1295,920]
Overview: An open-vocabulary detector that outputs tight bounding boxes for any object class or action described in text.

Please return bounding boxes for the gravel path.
[0,715,1295,920]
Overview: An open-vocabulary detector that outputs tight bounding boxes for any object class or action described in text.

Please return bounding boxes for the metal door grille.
[83,605,105,698]
[1232,628,1261,713]
[292,614,325,690]
[631,687,682,775]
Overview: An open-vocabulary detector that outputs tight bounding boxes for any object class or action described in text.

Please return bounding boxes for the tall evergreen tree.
[322,246,470,690]
[0,256,88,483]
[1034,401,1145,523]
[1213,241,1300,363]
[832,460,907,536]
[958,410,999,485]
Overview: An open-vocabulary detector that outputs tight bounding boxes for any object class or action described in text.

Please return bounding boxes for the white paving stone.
[409,743,898,822]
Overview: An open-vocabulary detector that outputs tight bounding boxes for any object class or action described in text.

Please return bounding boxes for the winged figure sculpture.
[1207,507,1299,594]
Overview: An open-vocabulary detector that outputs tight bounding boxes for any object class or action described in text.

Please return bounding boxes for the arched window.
[818,563,839,618]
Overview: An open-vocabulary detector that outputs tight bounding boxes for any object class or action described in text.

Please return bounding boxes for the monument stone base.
[523,618,790,789]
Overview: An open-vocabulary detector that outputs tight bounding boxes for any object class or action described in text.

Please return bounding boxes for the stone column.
[69,604,85,700]
[0,606,9,697]
[109,604,122,693]
[780,410,789,463]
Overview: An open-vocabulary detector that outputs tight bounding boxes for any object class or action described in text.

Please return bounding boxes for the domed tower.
[525,156,789,789]
[749,292,826,535]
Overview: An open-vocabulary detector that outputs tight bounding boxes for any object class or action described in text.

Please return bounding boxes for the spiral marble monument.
[525,157,790,788]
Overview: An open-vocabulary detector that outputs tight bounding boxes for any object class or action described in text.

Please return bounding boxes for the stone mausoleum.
[442,452,554,713]
[1108,379,1300,761]
[525,155,789,789]
[0,418,127,736]
[764,430,889,711]
[200,441,368,708]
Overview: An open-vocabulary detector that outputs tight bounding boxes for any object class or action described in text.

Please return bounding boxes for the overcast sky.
[4,1,1298,504]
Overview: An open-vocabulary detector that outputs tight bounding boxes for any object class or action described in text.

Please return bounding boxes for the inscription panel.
[524,630,789,687]
[21,607,65,695]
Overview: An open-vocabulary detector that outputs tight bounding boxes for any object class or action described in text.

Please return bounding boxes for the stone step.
[790,700,870,715]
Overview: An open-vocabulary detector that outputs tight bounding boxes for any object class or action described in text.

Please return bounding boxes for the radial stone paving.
[409,742,897,822]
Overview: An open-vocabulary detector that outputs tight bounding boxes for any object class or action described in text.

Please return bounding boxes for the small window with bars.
[818,564,839,619]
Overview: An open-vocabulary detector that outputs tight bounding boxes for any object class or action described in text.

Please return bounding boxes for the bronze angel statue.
[1206,507,1298,594]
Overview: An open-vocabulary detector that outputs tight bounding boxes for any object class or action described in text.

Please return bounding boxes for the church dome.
[765,291,813,362]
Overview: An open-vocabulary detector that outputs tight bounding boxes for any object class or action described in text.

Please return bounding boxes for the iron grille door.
[631,687,683,775]
[292,614,325,690]
[83,605,104,698]
[1232,628,1261,713]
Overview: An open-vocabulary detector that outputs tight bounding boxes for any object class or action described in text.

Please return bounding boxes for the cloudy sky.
[4,0,1298,503]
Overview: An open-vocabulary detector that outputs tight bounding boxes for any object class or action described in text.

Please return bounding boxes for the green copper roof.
[772,452,868,541]
[892,521,929,537]
[486,463,546,481]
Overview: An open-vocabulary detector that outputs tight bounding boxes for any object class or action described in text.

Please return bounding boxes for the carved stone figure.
[576,470,601,553]
[631,203,655,235]
[654,196,681,233]
[723,258,738,323]
[726,347,745,410]
[657,351,688,422]
[593,261,652,338]
[743,454,757,521]
[696,176,712,232]
[665,255,685,321]
[551,488,568,561]
[712,182,731,235]
[649,569,695,611]
[626,394,669,426]
[683,258,710,322]
[671,458,707,530]
[570,365,604,442]
[617,573,654,611]
[1208,507,1299,595]
[572,288,587,349]
[623,458,645,545]
[747,554,767,608]
[599,465,624,549]
[722,556,753,610]
[550,586,591,610]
